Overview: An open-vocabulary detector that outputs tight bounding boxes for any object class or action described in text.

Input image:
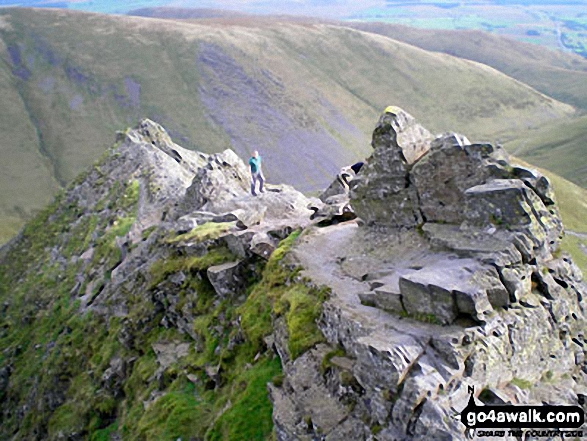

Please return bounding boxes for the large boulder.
[349,108,433,228]
[350,106,562,254]
[180,149,251,214]
[411,137,506,224]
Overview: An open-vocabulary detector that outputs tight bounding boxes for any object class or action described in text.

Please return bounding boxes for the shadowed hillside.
[0,7,577,243]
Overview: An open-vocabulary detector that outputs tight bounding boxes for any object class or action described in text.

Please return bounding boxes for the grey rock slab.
[464,179,563,252]
[411,135,492,224]
[354,332,428,392]
[399,258,499,324]
[423,223,523,268]
[207,260,245,298]
[151,341,191,369]
[372,284,404,313]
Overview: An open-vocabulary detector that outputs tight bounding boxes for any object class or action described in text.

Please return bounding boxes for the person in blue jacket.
[249,150,265,196]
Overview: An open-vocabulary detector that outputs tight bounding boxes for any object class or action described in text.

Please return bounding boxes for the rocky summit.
[0,111,586,440]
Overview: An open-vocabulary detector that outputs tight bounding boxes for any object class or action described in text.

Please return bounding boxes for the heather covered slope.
[0,7,575,243]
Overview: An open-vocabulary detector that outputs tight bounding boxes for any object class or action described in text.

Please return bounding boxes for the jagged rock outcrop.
[0,119,318,440]
[1,113,586,441]
[271,108,587,440]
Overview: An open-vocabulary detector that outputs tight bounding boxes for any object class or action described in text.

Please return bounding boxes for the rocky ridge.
[271,108,587,440]
[0,112,585,440]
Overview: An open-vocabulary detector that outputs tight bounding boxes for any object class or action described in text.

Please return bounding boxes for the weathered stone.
[358,292,376,307]
[411,134,494,224]
[235,206,266,229]
[464,179,563,251]
[465,180,536,226]
[271,345,352,439]
[222,230,256,258]
[512,165,557,206]
[400,275,459,325]
[101,356,127,396]
[373,285,404,313]
[207,260,246,298]
[309,193,357,227]
[423,223,523,267]
[499,266,532,303]
[350,108,431,228]
[250,232,276,259]
[378,106,433,165]
[180,149,250,214]
[354,333,427,394]
[319,173,351,203]
[152,341,190,369]
[211,211,239,223]
[399,260,504,324]
[479,266,510,309]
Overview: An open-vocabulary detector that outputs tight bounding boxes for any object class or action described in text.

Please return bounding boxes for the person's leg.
[251,174,257,195]
[259,172,265,193]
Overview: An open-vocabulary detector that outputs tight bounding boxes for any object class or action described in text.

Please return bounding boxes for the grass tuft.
[167,221,236,244]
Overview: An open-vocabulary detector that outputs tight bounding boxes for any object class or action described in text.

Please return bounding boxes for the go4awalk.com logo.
[460,386,585,439]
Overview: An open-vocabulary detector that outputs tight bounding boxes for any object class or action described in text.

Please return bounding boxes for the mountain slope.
[506,114,587,189]
[0,7,576,243]
[0,119,315,440]
[349,22,587,111]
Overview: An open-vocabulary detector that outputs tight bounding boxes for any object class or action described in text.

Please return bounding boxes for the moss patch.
[510,378,534,389]
[149,246,236,288]
[239,230,330,360]
[207,357,282,440]
[167,221,236,244]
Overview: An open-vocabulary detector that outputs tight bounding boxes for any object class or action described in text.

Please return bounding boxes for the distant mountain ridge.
[0,7,580,244]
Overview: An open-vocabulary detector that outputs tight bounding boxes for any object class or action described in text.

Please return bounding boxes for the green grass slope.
[348,22,587,111]
[0,8,576,243]
[506,114,587,189]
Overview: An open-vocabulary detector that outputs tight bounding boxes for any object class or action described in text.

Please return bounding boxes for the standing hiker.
[249,150,265,196]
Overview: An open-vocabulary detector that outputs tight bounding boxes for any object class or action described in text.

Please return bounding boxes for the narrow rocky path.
[291,221,461,341]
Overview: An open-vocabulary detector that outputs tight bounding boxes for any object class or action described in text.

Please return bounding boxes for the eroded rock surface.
[2,114,585,441]
[272,108,587,440]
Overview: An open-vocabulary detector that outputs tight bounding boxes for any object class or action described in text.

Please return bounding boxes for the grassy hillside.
[505,114,587,189]
[0,8,577,243]
[349,22,587,111]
